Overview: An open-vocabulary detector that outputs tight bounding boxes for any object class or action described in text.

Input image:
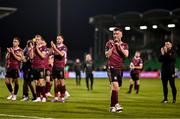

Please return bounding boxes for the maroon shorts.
[107,67,123,87]
[31,68,45,80]
[130,70,140,81]
[6,69,19,79]
[52,67,64,79]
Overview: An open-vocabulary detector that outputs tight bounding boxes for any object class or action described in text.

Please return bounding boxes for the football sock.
[134,82,137,90]
[60,85,66,98]
[129,84,133,93]
[36,86,41,97]
[54,85,59,97]
[41,86,46,97]
[136,85,139,94]
[46,82,51,93]
[111,90,118,107]
[14,83,19,95]
[6,83,13,93]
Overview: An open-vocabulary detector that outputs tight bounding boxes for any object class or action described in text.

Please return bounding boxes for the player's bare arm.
[105,48,113,58]
[5,48,11,59]
[51,41,65,57]
[36,45,46,59]
[115,43,129,58]
[10,48,23,61]
[133,64,143,70]
[129,63,134,69]
[29,43,34,59]
[160,47,165,55]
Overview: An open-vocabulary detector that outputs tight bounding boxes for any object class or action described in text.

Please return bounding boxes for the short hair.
[35,34,43,39]
[113,27,123,32]
[135,51,141,53]
[27,40,32,44]
[13,36,21,42]
[57,34,64,39]
[164,39,172,44]
[27,40,33,47]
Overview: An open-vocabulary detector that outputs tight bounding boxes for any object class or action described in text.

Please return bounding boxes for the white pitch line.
[0,113,54,119]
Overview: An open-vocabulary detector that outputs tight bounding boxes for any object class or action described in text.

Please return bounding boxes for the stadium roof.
[90,8,180,28]
[0,7,17,19]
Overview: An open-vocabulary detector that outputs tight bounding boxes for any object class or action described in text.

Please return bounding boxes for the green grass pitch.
[0,78,179,118]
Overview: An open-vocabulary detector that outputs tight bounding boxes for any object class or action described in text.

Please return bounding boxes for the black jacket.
[159,48,176,74]
[74,62,82,73]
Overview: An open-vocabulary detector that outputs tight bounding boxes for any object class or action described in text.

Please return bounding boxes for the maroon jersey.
[53,44,67,68]
[7,47,22,70]
[130,57,143,73]
[32,45,48,69]
[105,40,128,70]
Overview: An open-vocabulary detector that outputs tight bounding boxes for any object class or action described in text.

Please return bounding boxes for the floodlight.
[140,25,147,30]
[109,27,116,31]
[125,26,131,31]
[167,24,175,28]
[152,25,158,29]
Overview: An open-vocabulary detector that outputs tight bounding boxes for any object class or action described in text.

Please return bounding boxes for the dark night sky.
[0,0,179,59]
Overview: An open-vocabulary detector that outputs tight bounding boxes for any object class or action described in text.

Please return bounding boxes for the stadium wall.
[66,71,160,78]
[0,71,180,79]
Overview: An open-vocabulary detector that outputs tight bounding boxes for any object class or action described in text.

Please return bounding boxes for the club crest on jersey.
[114,76,117,80]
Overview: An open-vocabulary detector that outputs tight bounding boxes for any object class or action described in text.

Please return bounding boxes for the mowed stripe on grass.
[0,78,179,118]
